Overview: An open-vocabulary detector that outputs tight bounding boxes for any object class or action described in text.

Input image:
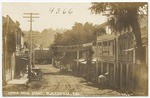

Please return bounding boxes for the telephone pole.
[23,13,39,80]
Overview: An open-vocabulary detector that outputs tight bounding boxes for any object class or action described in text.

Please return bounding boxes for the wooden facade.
[96,34,117,87]
[3,15,27,85]
[95,24,147,93]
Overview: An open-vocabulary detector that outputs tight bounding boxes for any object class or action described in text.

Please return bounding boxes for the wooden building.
[3,15,28,85]
[95,15,148,93]
[95,34,117,87]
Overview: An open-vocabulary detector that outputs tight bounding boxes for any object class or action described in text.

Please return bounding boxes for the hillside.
[23,28,66,48]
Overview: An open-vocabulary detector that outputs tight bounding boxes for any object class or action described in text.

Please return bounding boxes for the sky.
[2,2,107,32]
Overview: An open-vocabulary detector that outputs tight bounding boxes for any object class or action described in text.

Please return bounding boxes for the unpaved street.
[3,65,127,96]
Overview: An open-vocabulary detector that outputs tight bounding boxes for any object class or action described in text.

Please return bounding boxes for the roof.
[74,58,85,62]
[95,21,109,28]
[3,15,20,32]
[35,47,49,50]
[97,34,116,42]
[52,42,93,52]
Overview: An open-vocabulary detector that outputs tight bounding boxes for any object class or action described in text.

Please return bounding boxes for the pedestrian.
[104,72,109,88]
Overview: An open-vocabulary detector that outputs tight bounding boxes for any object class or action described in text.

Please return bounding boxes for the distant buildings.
[34,47,52,64]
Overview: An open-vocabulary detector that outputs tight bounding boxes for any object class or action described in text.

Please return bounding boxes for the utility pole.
[23,13,39,80]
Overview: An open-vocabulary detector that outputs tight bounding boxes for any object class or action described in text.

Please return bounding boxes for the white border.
[0,1,149,98]
[1,0,149,2]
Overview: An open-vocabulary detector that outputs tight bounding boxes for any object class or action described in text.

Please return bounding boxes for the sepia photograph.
[2,1,148,96]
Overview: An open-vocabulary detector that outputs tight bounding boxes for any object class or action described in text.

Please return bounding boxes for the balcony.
[118,55,133,63]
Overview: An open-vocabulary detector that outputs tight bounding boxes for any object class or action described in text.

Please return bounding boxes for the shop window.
[99,43,101,46]
[103,41,107,46]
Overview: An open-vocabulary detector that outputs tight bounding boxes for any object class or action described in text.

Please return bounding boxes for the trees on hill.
[53,22,106,46]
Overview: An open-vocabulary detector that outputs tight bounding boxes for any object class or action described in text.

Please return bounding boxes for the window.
[103,41,107,46]
[108,41,111,46]
[99,43,101,46]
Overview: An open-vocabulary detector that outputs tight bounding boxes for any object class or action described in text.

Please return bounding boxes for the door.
[109,63,114,87]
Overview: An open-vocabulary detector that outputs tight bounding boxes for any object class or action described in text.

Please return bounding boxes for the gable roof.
[2,15,20,32]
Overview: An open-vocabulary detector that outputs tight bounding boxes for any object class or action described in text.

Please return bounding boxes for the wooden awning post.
[77,50,80,73]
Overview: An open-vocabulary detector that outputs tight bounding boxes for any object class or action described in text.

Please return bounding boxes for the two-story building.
[95,15,148,93]
[3,15,28,85]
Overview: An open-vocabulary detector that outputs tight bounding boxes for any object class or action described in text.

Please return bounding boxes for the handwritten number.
[63,9,66,14]
[56,8,60,14]
[49,8,54,13]
[49,8,73,14]
[68,9,73,14]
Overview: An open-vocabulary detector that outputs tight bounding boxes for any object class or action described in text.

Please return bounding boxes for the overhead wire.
[24,2,37,12]
[8,3,25,21]
[26,2,37,12]
[3,2,40,31]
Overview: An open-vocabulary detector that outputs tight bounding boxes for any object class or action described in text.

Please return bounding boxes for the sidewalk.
[7,74,29,85]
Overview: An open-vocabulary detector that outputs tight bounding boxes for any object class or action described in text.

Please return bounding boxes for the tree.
[95,27,106,36]
[90,2,147,64]
[53,22,97,46]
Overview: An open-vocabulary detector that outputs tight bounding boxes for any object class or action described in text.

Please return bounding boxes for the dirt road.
[3,65,128,96]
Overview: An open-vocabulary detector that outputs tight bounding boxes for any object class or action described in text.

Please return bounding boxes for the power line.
[3,4,23,23]
[10,2,35,13]
[24,2,36,12]
[11,3,25,12]
[2,11,22,14]
[26,2,37,12]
